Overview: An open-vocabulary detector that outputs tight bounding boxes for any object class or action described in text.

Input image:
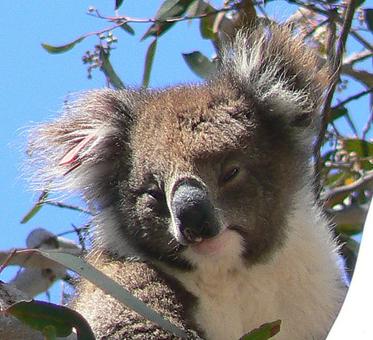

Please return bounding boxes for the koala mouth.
[189,228,235,255]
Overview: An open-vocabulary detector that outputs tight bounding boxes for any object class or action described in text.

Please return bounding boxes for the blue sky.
[0,1,370,301]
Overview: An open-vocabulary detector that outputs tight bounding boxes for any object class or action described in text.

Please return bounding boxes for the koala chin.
[29,25,346,339]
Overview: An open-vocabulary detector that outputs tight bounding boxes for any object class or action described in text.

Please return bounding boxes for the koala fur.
[29,25,346,339]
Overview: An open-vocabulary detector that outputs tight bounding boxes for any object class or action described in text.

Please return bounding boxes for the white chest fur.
[172,195,346,340]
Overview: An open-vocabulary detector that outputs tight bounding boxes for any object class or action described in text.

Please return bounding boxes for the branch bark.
[314,0,359,197]
[322,170,373,208]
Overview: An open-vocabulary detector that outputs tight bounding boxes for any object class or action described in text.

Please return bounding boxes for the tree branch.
[343,50,372,65]
[44,200,92,215]
[314,0,359,197]
[341,64,373,88]
[91,6,232,25]
[332,88,373,111]
[322,170,373,207]
[294,0,373,52]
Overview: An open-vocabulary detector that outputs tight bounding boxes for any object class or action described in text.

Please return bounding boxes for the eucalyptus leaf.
[328,106,348,122]
[354,0,366,8]
[41,37,85,54]
[344,139,373,156]
[343,139,373,170]
[115,0,124,10]
[142,39,158,88]
[336,223,364,236]
[187,0,207,16]
[156,0,187,19]
[325,172,346,186]
[120,22,135,35]
[182,51,217,79]
[199,4,218,40]
[8,300,94,340]
[21,191,48,224]
[142,0,193,40]
[99,47,124,89]
[240,320,281,340]
[38,250,187,339]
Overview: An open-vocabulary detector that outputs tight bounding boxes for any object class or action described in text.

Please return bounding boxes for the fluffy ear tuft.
[27,89,135,204]
[221,24,329,130]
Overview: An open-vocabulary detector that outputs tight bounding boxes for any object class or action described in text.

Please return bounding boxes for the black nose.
[172,179,219,243]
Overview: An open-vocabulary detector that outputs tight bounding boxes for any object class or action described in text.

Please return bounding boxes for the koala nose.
[171,179,219,243]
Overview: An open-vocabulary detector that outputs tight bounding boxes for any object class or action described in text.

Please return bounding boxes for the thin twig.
[344,111,359,138]
[0,249,17,274]
[56,223,90,239]
[44,200,92,215]
[91,7,232,25]
[314,0,358,198]
[330,121,342,137]
[332,88,373,111]
[71,223,89,251]
[57,6,234,51]
[326,10,337,67]
[304,18,329,39]
[343,50,372,65]
[349,30,373,53]
[362,97,373,139]
[294,0,373,52]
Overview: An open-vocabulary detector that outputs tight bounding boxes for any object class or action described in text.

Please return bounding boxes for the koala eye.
[146,187,165,201]
[143,185,168,215]
[220,166,240,184]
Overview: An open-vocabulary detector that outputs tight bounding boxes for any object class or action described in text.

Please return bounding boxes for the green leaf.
[343,139,373,170]
[21,191,48,224]
[8,300,95,340]
[142,39,158,88]
[199,4,218,40]
[240,320,281,340]
[142,0,193,40]
[115,0,124,10]
[328,106,348,122]
[322,149,337,163]
[38,250,187,338]
[182,51,217,79]
[99,47,124,89]
[41,37,85,54]
[344,139,373,156]
[156,0,191,19]
[42,325,57,340]
[337,223,364,236]
[325,171,346,186]
[187,0,207,16]
[364,9,373,32]
[354,0,366,8]
[120,22,135,35]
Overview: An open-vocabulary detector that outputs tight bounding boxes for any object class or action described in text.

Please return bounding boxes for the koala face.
[29,25,327,271]
[102,82,309,269]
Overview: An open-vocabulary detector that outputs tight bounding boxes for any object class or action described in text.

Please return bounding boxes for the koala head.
[29,26,328,270]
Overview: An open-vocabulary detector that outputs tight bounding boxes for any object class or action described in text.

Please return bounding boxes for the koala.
[29,25,346,340]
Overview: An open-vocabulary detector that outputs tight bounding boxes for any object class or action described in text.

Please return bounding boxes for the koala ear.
[221,24,329,131]
[28,89,134,202]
